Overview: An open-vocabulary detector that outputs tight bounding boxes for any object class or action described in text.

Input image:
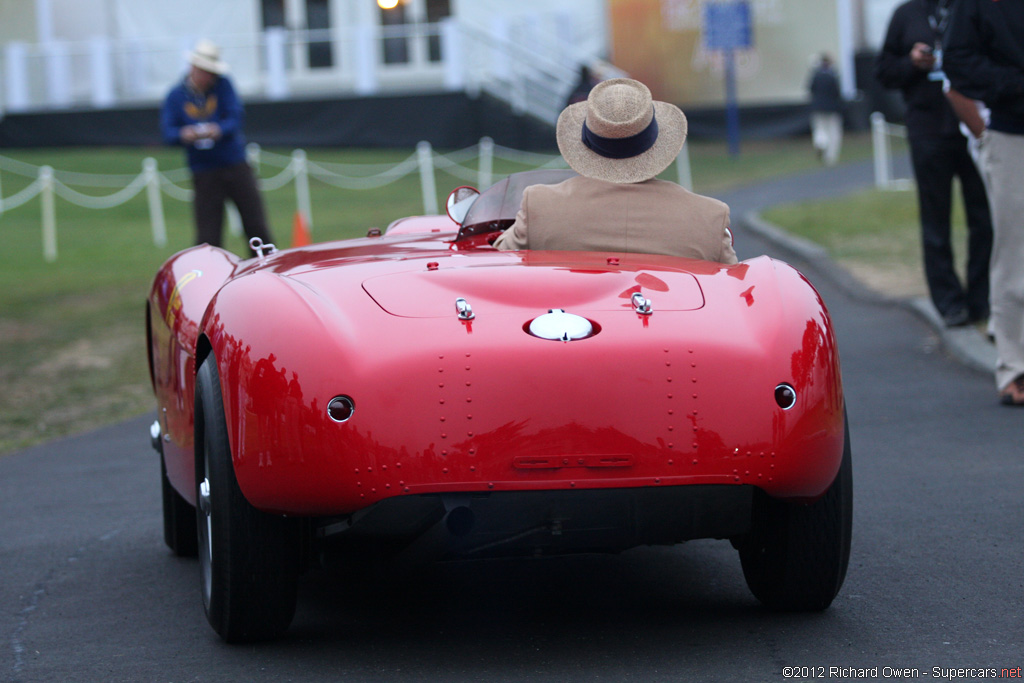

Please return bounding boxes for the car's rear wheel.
[738,412,852,611]
[161,455,198,557]
[195,354,300,642]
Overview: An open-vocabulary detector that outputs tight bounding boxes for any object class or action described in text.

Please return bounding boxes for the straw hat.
[188,39,229,75]
[556,78,687,184]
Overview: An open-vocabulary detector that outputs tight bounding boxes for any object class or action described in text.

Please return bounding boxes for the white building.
[0,0,608,123]
[0,0,911,135]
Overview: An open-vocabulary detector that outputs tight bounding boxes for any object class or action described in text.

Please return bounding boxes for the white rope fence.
[0,136,695,262]
[871,111,914,192]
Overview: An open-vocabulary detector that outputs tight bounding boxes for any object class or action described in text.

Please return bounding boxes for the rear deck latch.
[632,292,653,315]
[455,297,475,320]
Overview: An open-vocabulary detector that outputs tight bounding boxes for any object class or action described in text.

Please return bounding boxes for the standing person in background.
[565,64,598,107]
[808,53,844,166]
[161,40,273,249]
[944,0,1024,406]
[875,0,993,328]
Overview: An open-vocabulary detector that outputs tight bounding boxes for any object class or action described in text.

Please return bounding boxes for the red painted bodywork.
[148,197,844,519]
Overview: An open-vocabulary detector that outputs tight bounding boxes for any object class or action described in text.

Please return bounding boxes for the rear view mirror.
[446,186,480,225]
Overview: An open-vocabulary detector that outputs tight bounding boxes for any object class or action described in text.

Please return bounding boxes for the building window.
[380,2,410,65]
[306,0,333,68]
[379,0,450,65]
[425,0,450,63]
[262,0,285,29]
[261,0,334,69]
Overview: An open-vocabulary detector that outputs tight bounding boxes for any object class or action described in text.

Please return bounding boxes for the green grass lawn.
[0,133,882,454]
[762,180,972,300]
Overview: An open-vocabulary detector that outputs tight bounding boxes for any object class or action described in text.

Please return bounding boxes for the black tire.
[195,354,300,642]
[738,413,853,611]
[162,455,198,557]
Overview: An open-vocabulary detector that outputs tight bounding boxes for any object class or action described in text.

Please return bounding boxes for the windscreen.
[456,169,577,242]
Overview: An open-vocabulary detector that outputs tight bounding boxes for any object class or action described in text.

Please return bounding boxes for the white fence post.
[248,142,264,233]
[247,143,261,172]
[293,149,312,230]
[871,111,889,190]
[417,141,438,215]
[40,166,57,262]
[144,158,167,248]
[227,146,242,236]
[478,136,493,190]
[227,205,242,236]
[676,142,693,191]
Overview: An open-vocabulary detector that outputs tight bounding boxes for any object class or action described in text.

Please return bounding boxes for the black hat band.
[581,111,659,160]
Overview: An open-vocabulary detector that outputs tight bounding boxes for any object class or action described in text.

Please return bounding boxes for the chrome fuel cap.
[527,309,595,341]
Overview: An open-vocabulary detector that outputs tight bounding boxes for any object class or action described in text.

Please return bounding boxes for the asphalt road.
[2,161,1022,682]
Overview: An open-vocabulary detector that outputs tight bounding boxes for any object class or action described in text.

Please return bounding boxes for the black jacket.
[875,0,961,138]
[944,0,1024,135]
[808,65,843,113]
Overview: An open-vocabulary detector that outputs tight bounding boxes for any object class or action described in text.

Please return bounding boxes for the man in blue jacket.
[944,0,1024,406]
[161,40,273,249]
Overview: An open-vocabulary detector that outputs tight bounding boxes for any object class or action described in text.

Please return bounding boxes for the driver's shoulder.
[644,179,725,206]
[523,174,585,202]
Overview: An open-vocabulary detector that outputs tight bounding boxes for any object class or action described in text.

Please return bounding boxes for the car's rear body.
[148,171,851,640]
[148,225,843,555]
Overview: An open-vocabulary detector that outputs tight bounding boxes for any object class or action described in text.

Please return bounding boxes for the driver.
[494,78,737,264]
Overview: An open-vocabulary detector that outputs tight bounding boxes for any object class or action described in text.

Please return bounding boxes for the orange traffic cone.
[292,211,311,247]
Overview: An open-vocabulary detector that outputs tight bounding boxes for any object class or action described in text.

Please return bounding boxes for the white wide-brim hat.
[187,39,229,75]
[556,78,687,184]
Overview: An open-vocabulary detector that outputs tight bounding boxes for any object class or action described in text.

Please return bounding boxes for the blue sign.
[704,1,753,52]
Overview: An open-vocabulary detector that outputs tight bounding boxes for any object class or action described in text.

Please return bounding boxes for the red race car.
[147,169,851,642]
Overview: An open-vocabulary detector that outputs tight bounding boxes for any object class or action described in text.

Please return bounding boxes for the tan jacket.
[493,175,738,264]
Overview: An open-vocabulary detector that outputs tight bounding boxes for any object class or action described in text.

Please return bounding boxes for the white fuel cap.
[528,309,594,341]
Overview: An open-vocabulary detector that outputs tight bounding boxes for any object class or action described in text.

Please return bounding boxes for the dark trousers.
[908,135,993,318]
[192,162,273,248]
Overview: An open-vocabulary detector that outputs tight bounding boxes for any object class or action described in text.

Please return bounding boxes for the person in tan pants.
[945,0,1024,406]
